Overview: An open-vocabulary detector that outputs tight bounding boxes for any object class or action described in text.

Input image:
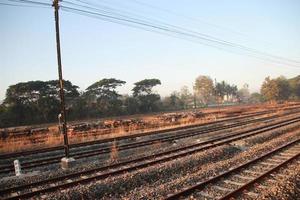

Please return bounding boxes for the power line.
[59,2,300,67]
[67,0,242,47]
[3,0,300,68]
[61,6,293,67]
[62,0,300,66]
[0,2,45,7]
[6,0,52,6]
[95,0,300,65]
[127,0,255,37]
[106,0,274,47]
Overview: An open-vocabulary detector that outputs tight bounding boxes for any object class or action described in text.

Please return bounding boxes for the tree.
[163,91,183,110]
[261,77,280,101]
[249,92,263,103]
[261,76,292,102]
[215,81,226,103]
[215,81,238,102]
[237,84,250,103]
[180,86,193,109]
[69,92,89,119]
[227,84,238,101]
[122,95,139,115]
[294,83,300,98]
[194,75,214,105]
[85,78,126,116]
[132,79,161,112]
[132,79,161,97]
[0,104,10,128]
[288,75,300,99]
[276,76,291,100]
[2,80,79,126]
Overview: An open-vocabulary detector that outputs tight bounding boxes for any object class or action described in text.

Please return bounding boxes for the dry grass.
[0,102,298,153]
[109,140,118,163]
[0,115,221,153]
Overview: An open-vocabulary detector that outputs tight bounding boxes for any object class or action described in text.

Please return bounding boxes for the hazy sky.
[1,0,300,100]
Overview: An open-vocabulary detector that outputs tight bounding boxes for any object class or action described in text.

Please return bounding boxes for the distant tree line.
[0,75,299,128]
[0,78,162,127]
[260,75,300,102]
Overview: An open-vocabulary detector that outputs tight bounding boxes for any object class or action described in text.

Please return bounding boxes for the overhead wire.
[6,0,52,6]
[2,0,300,68]
[125,0,300,64]
[59,1,300,67]
[0,2,45,7]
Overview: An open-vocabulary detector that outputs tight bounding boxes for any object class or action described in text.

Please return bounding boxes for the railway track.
[0,109,272,159]
[0,112,269,169]
[1,103,248,139]
[0,115,299,199]
[0,110,296,174]
[164,138,300,200]
[6,102,298,140]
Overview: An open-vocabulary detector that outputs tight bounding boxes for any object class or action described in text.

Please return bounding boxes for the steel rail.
[0,110,271,160]
[0,111,294,174]
[0,110,274,170]
[164,139,300,200]
[219,151,300,200]
[1,116,300,199]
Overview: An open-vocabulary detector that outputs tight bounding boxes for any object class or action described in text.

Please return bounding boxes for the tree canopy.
[132,79,161,97]
[85,78,126,116]
[260,76,293,101]
[132,79,161,112]
[194,75,214,105]
[1,74,299,128]
[2,80,79,126]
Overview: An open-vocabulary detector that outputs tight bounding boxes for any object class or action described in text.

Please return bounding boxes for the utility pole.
[193,87,197,109]
[52,0,72,164]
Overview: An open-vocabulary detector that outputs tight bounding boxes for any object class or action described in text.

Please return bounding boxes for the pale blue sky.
[1,0,300,100]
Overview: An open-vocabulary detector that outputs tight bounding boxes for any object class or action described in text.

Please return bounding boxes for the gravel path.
[120,129,300,200]
[254,158,300,200]
[40,124,300,199]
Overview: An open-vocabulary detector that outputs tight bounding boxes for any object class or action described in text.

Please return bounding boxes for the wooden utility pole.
[53,0,70,158]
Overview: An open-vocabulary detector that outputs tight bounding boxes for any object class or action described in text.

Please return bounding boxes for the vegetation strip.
[0,110,278,172]
[0,110,297,174]
[0,109,271,159]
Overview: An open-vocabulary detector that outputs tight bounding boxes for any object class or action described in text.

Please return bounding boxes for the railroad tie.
[234,174,254,181]
[287,149,300,154]
[270,173,286,178]
[260,162,278,166]
[10,192,19,198]
[256,184,267,189]
[280,152,296,156]
[244,170,261,176]
[265,178,277,183]
[213,185,233,192]
[223,180,245,186]
[199,191,216,199]
[251,166,270,172]
[81,175,88,179]
[267,158,283,163]
[245,191,259,198]
[273,155,290,160]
